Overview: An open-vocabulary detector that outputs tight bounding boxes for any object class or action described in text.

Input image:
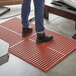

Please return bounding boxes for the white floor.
[0,1,76,76]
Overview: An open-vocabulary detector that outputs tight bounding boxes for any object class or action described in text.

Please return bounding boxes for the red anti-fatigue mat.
[0,17,35,34]
[0,26,23,46]
[0,17,76,72]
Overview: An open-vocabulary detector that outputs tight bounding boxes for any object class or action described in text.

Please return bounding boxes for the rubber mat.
[0,26,23,46]
[0,17,76,72]
[0,17,35,34]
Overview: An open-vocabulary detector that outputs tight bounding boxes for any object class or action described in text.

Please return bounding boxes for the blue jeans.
[21,0,45,32]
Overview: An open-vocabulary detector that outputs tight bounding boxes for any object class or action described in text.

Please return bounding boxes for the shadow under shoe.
[22,26,33,37]
[36,32,53,44]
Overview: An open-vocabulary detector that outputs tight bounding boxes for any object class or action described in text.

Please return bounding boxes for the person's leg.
[21,0,33,37]
[33,0,45,32]
[33,0,53,44]
[21,0,31,27]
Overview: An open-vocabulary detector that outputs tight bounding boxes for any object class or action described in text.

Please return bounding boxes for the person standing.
[21,0,53,44]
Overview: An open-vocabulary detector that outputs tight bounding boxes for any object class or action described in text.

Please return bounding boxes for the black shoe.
[36,32,53,44]
[72,34,76,40]
[22,26,33,37]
